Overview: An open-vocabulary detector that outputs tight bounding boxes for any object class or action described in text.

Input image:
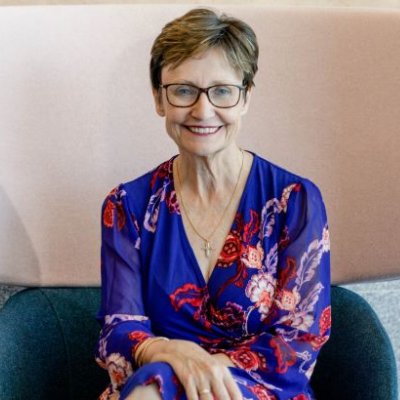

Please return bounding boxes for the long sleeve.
[223,181,331,399]
[95,185,156,395]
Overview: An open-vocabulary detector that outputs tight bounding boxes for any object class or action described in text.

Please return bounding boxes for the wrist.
[135,337,170,367]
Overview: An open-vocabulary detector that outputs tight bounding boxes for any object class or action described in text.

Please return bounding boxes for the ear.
[240,87,253,116]
[152,87,165,117]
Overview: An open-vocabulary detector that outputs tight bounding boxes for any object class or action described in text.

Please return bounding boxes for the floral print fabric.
[96,153,331,400]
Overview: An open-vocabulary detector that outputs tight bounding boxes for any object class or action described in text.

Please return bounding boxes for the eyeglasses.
[159,83,246,108]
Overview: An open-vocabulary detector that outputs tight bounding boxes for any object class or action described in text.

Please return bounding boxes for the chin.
[181,141,234,158]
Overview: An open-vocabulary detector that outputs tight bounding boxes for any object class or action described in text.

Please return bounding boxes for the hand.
[144,339,243,400]
[210,352,235,368]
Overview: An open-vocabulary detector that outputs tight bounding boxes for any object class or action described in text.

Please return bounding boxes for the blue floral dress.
[95,153,331,400]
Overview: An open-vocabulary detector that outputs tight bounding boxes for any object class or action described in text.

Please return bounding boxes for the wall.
[1,0,399,388]
[0,0,400,7]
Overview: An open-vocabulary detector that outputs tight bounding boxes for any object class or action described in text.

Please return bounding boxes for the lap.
[119,362,269,400]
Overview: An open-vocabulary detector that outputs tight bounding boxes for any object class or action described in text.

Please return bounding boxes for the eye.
[171,85,197,97]
[211,85,233,97]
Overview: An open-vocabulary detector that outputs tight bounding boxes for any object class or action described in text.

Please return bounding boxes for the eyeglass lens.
[165,84,242,108]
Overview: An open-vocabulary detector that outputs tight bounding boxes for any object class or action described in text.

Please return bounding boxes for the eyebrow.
[165,80,241,87]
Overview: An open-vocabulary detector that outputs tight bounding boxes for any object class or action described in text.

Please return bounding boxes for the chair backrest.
[0,288,108,399]
[311,286,398,399]
[1,5,400,287]
[0,286,397,400]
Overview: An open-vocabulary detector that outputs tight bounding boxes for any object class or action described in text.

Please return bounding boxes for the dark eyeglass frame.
[159,83,247,109]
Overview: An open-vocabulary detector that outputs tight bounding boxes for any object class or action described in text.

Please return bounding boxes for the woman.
[96,8,331,400]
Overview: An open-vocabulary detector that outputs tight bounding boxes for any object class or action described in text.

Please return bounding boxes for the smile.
[185,126,221,135]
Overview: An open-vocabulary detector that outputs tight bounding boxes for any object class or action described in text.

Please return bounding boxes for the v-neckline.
[172,152,257,286]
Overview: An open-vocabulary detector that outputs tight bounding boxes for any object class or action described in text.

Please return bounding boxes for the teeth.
[187,126,219,134]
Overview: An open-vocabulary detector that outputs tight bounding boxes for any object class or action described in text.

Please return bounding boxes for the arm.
[222,181,331,399]
[96,185,242,400]
[96,185,155,393]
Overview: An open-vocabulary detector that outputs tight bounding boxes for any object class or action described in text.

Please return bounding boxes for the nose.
[190,92,216,120]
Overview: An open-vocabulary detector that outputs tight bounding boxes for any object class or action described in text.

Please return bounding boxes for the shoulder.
[251,152,309,186]
[123,156,175,193]
[252,154,328,241]
[102,156,176,214]
[250,153,326,229]
[251,152,323,200]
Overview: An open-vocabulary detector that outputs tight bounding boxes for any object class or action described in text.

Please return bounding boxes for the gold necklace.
[175,150,244,258]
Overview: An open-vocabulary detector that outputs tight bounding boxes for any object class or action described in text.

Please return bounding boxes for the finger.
[197,374,213,400]
[183,375,199,400]
[198,387,213,399]
[223,373,243,400]
[210,374,231,400]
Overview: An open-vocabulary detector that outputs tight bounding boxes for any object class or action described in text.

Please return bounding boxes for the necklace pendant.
[203,241,212,258]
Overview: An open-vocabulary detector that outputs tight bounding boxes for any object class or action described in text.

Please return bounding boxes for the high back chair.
[0,4,399,399]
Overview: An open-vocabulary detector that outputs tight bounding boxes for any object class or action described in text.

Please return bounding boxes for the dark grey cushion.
[0,286,397,399]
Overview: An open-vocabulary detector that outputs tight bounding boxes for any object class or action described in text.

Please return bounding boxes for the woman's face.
[153,47,252,158]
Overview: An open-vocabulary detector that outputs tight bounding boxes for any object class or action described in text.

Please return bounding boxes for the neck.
[176,146,244,203]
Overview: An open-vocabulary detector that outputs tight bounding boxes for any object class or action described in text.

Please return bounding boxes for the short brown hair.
[150,8,259,90]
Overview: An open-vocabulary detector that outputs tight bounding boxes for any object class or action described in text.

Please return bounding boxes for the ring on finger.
[199,388,211,395]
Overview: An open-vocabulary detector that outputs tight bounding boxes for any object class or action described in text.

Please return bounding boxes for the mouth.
[185,126,222,136]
